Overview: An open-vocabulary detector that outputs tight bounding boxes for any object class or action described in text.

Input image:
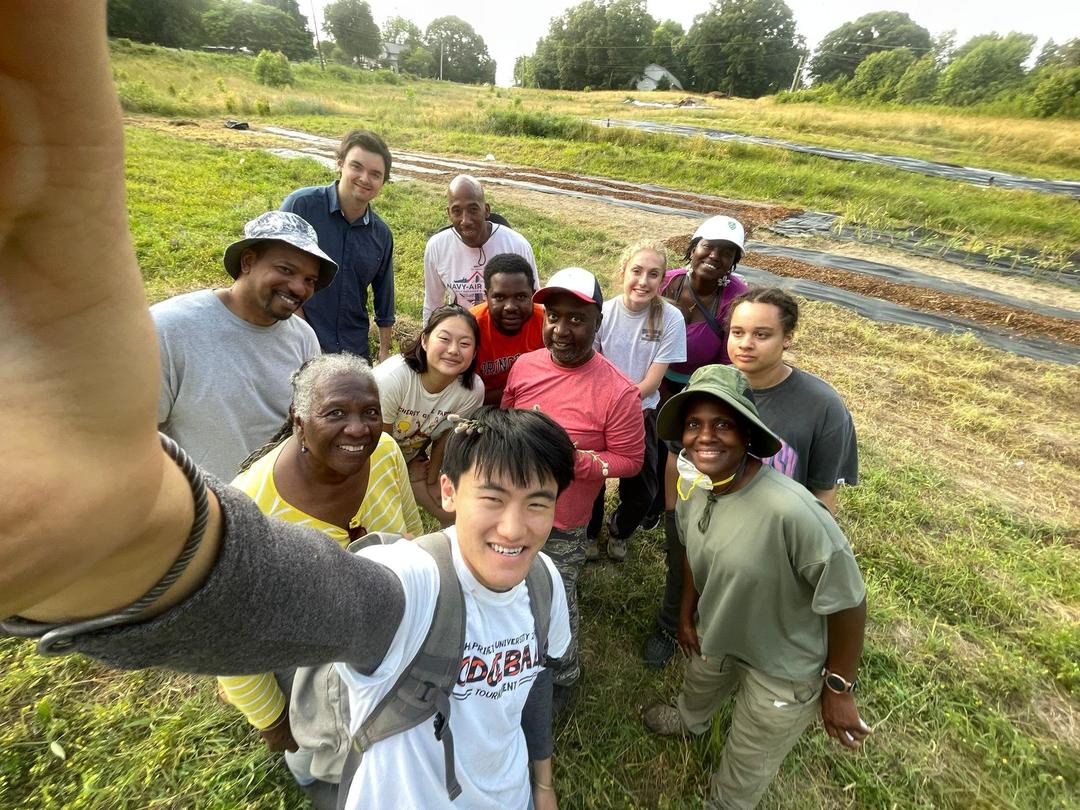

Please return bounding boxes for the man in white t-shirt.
[423,175,538,322]
[337,407,573,809]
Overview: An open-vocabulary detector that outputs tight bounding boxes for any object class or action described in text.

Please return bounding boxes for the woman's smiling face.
[296,374,383,476]
[681,395,748,483]
[621,249,665,311]
[422,315,477,380]
[689,238,739,284]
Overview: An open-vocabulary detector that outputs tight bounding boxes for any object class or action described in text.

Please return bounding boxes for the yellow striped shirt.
[218,434,422,729]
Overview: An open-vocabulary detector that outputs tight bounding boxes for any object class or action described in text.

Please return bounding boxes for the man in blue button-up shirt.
[282,130,395,362]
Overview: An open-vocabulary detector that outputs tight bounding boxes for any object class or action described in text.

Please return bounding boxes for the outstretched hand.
[1,2,218,623]
[820,690,871,749]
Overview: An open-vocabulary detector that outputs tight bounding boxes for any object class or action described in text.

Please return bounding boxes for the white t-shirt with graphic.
[373,354,485,462]
[336,527,571,810]
[423,225,538,323]
[595,297,686,410]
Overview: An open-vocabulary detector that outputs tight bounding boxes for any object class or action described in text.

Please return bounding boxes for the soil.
[757,234,1080,313]
[660,234,1080,345]
[129,117,1079,352]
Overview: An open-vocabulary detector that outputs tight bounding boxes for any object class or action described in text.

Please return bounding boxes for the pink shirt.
[502,349,644,529]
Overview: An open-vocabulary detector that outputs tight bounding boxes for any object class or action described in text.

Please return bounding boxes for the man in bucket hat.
[152,211,336,480]
[643,364,869,810]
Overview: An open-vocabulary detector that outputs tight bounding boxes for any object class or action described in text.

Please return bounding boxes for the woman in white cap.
[643,364,870,810]
[660,215,749,389]
[641,215,750,665]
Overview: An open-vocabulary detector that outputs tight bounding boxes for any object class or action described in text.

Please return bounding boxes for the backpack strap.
[524,555,553,665]
[339,531,465,804]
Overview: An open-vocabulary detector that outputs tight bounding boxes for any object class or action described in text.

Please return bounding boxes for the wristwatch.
[821,667,858,694]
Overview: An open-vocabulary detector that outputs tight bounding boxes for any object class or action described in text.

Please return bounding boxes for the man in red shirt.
[471,253,546,406]
[502,267,645,712]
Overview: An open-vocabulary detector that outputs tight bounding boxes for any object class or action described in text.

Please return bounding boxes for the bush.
[845,48,916,101]
[325,63,355,83]
[896,56,940,104]
[479,109,593,139]
[1032,66,1080,117]
[253,50,293,87]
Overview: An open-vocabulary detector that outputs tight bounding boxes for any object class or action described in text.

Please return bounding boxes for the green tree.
[895,54,939,103]
[682,0,803,96]
[254,49,294,85]
[424,17,496,84]
[202,0,315,60]
[936,32,1036,106]
[382,16,423,48]
[514,55,537,87]
[402,45,436,77]
[529,0,657,90]
[1034,37,1080,69]
[322,0,382,64]
[810,11,932,83]
[650,20,688,85]
[844,47,915,101]
[256,0,304,25]
[107,0,208,48]
[1031,66,1080,117]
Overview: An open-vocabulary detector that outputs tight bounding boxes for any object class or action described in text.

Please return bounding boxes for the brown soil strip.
[749,253,1080,346]
[658,234,1080,346]
[394,154,800,232]
[127,118,1077,347]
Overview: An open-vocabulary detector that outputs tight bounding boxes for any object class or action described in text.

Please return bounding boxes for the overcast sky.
[302,0,1080,86]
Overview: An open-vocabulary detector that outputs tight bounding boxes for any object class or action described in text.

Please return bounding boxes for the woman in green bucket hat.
[643,364,871,810]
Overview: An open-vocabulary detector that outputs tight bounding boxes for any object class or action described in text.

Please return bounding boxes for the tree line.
[516,0,1079,117]
[107,0,496,84]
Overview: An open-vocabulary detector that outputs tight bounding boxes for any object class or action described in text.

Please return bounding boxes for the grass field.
[107,41,1080,272]
[1,124,1077,809]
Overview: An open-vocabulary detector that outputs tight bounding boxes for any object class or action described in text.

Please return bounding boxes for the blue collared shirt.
[281,182,394,357]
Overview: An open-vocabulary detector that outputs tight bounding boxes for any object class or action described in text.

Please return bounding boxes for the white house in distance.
[381,41,404,72]
[634,63,683,91]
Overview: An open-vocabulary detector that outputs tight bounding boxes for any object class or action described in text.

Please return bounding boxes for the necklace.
[684,274,719,316]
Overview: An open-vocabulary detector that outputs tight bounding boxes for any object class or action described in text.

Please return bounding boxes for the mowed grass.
[108,42,1080,268]
[2,130,1077,809]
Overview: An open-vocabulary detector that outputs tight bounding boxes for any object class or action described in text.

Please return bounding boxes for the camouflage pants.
[543,524,587,686]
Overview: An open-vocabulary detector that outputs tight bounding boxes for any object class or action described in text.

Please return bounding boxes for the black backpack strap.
[340,531,465,803]
[524,556,553,665]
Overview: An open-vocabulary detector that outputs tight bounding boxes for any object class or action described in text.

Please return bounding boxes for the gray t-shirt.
[152,290,320,480]
[677,464,865,681]
[595,297,686,410]
[754,367,858,492]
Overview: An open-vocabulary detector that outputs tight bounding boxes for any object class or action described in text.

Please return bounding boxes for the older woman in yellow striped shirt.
[218,353,422,792]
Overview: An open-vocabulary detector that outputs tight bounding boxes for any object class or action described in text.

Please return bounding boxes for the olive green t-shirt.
[677,463,865,681]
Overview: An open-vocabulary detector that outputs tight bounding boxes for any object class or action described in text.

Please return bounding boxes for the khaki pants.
[676,654,821,810]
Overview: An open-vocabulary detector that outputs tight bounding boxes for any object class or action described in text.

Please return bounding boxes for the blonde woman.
[588,242,686,560]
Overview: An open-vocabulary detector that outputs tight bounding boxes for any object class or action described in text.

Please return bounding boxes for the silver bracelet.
[0,433,210,655]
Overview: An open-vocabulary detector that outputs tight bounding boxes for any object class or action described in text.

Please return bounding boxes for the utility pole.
[310,0,324,71]
[789,54,804,91]
[439,41,444,81]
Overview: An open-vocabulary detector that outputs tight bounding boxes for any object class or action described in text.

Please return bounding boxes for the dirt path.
[659,235,1080,346]
[131,118,1080,354]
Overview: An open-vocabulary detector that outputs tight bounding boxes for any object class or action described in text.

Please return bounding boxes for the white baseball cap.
[692,215,745,252]
[533,267,603,308]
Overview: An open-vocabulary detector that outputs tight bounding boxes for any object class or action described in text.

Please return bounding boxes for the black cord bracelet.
[0,433,210,655]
